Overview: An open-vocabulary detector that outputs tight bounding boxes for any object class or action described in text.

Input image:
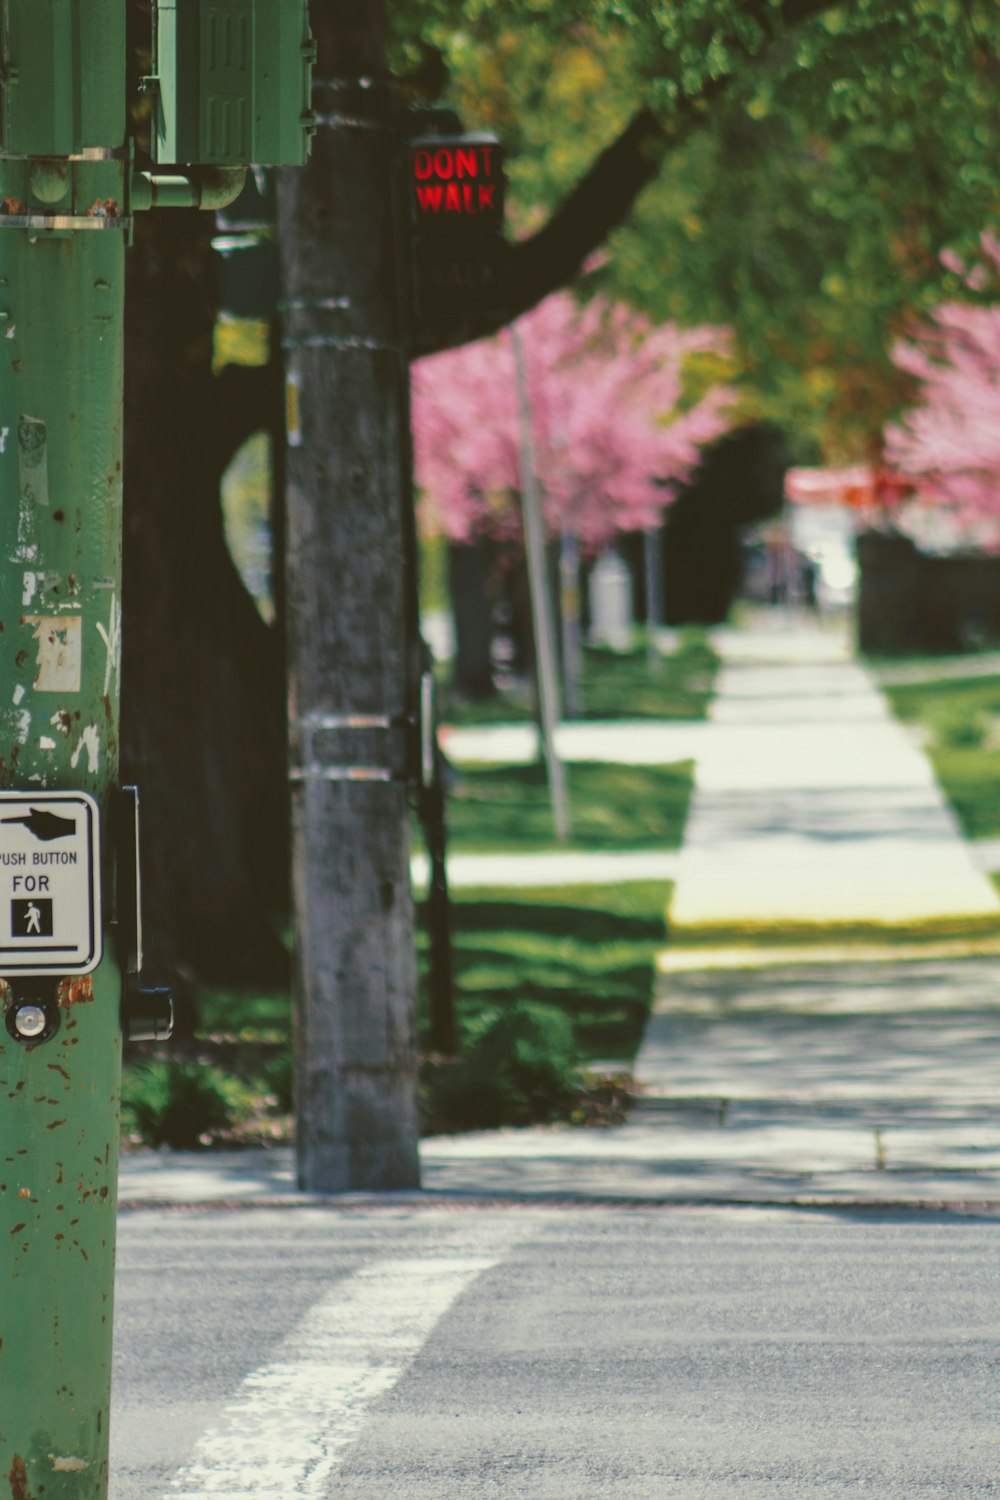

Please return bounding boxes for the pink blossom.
[411,293,734,551]
[884,234,1000,538]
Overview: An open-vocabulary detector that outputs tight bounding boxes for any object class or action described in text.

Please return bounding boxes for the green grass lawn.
[122,878,673,1146]
[926,747,1000,841]
[882,671,1000,841]
[441,631,718,725]
[426,881,671,1066]
[444,759,694,852]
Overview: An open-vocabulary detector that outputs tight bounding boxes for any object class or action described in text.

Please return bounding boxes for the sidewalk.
[118,614,1000,1210]
[120,950,1000,1205]
[669,615,1000,938]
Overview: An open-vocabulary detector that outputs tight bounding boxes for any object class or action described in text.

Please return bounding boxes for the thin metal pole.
[511,326,570,843]
[560,530,582,717]
[644,526,664,674]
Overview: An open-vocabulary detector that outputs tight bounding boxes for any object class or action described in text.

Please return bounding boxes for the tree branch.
[209,361,281,476]
[412,0,848,356]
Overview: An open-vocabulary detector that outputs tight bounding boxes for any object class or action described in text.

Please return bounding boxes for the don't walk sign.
[0,791,101,974]
[407,132,507,327]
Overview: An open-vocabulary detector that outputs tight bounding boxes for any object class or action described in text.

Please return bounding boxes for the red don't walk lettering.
[415,181,497,216]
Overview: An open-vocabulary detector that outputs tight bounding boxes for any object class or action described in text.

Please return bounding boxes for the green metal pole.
[0,1,311,1488]
[0,4,128,1494]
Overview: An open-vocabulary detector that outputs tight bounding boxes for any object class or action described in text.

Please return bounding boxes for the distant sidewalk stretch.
[670,618,1000,931]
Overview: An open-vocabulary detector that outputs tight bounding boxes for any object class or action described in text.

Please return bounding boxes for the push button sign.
[0,792,101,974]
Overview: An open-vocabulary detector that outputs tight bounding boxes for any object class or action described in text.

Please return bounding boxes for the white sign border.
[0,791,102,977]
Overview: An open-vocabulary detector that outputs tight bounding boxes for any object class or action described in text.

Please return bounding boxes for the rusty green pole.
[0,5,130,1494]
[0,2,312,1494]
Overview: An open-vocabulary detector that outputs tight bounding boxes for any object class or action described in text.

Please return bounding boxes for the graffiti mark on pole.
[96,593,121,699]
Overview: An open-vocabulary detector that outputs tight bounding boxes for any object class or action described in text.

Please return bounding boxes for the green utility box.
[152,0,315,166]
[0,0,125,156]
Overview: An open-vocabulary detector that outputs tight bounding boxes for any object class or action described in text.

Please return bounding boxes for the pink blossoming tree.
[885,233,1000,537]
[412,291,733,552]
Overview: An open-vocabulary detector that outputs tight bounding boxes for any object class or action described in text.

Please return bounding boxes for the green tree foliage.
[392,1,999,458]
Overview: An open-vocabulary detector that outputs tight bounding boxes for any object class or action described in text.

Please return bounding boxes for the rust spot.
[1,197,27,216]
[8,1454,35,1500]
[55,711,73,735]
[67,573,77,593]
[16,1188,30,1199]
[13,651,28,669]
[52,510,65,523]
[57,977,94,1008]
[45,1119,66,1130]
[86,198,120,218]
[9,1223,26,1235]
[47,1063,70,1081]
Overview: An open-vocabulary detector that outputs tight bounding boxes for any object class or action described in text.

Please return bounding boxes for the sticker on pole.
[0,792,101,975]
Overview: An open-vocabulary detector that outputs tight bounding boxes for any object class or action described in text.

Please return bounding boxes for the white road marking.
[165,1227,524,1497]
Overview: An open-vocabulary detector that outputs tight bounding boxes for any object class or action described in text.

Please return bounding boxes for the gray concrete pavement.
[110,1204,1000,1500]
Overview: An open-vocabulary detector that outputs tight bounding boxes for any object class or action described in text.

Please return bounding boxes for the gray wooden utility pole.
[277,2,421,1192]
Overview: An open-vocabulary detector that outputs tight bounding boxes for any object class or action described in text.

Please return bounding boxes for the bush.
[422,1001,582,1132]
[121,1058,251,1149]
[255,1048,294,1113]
[930,703,990,750]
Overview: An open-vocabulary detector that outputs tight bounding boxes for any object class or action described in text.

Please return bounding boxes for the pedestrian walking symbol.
[12,897,53,937]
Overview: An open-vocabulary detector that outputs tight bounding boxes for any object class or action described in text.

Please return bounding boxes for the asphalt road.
[110,1201,1000,1499]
